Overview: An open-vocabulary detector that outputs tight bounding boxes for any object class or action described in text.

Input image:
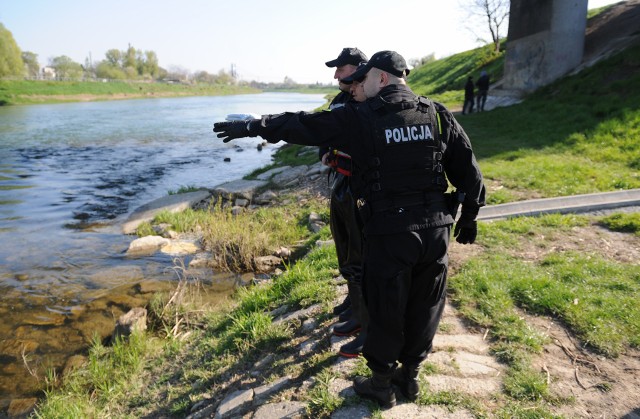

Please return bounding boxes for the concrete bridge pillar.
[503,0,588,93]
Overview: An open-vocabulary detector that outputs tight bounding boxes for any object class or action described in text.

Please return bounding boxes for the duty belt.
[356,191,446,213]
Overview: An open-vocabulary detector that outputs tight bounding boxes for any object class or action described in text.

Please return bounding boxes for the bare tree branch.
[462,0,510,53]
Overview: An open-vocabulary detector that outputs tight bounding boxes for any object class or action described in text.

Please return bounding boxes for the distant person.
[462,76,474,114]
[476,71,490,111]
[214,50,486,408]
[321,48,369,358]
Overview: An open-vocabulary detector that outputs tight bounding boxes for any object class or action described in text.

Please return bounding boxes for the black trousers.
[361,226,449,373]
[329,173,363,285]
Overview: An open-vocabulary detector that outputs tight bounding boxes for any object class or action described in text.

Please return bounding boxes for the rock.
[234,198,249,207]
[301,318,317,332]
[251,354,275,377]
[63,354,88,377]
[159,240,200,255]
[122,190,211,234]
[273,304,321,325]
[126,236,170,255]
[308,212,326,233]
[253,376,291,404]
[74,312,115,343]
[255,190,278,205]
[188,253,211,268]
[306,161,329,176]
[256,166,291,181]
[254,255,282,272]
[114,307,147,340]
[215,388,254,418]
[7,398,38,417]
[87,266,144,288]
[252,401,306,419]
[212,179,268,201]
[224,157,231,162]
[299,338,318,356]
[272,165,309,186]
[315,239,334,248]
[231,206,245,216]
[153,223,179,239]
[273,246,291,258]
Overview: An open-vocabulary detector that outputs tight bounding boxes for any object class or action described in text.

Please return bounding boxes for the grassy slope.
[406,37,640,204]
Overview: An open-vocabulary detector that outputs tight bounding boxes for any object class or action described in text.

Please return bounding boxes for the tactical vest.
[357,96,446,210]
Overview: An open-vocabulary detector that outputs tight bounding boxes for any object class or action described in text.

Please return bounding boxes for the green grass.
[136,198,329,271]
[600,212,640,236]
[448,213,639,413]
[457,41,640,203]
[451,214,640,358]
[409,43,505,96]
[0,79,259,105]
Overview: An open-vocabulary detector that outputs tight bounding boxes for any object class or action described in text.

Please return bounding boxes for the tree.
[95,60,126,79]
[0,23,24,77]
[409,53,436,70]
[216,68,235,85]
[22,51,40,78]
[141,50,159,78]
[463,0,510,53]
[49,55,84,79]
[105,49,122,67]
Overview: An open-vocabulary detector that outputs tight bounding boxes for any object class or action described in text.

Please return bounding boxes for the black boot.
[338,306,352,322]
[391,363,421,401]
[333,282,362,336]
[339,291,368,357]
[332,294,350,315]
[354,372,396,408]
[339,332,365,357]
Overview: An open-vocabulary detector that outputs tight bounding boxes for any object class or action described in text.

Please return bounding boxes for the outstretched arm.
[214,107,357,155]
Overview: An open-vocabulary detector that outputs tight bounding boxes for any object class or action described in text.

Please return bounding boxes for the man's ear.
[380,71,389,87]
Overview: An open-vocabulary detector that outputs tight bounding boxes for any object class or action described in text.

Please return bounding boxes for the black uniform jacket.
[251,84,486,235]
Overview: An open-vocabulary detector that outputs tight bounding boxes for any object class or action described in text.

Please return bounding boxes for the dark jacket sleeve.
[438,105,486,210]
[251,107,357,155]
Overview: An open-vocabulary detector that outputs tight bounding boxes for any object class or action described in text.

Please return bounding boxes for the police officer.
[214,50,485,408]
[321,48,369,358]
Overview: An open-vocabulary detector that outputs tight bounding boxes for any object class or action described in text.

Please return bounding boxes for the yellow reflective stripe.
[436,113,443,135]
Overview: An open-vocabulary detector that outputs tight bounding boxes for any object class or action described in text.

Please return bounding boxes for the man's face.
[350,81,366,102]
[362,68,382,99]
[334,64,358,81]
[334,64,358,92]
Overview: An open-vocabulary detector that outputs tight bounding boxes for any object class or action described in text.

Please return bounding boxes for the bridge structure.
[502,0,588,94]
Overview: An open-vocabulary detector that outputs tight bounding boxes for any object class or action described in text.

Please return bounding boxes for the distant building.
[42,66,56,80]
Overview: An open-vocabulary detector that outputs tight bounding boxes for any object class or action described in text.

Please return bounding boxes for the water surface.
[0,92,326,404]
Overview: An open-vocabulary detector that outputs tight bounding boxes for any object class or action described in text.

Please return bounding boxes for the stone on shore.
[122,190,211,234]
[126,235,170,255]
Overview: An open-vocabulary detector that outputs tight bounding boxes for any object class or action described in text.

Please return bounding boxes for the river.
[0,92,326,407]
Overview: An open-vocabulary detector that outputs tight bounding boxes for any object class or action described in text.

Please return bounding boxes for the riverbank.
[0,79,262,105]
[0,79,337,106]
[27,158,640,417]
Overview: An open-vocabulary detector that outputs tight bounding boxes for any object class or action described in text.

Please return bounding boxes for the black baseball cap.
[325,47,368,68]
[343,50,410,82]
[340,62,368,84]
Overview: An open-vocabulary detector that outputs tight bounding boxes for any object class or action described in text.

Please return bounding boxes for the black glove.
[453,208,478,244]
[213,120,254,143]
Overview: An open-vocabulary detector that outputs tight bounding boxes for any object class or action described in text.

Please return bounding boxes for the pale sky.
[0,0,622,84]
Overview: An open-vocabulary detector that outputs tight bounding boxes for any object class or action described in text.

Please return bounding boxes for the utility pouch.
[447,191,464,219]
